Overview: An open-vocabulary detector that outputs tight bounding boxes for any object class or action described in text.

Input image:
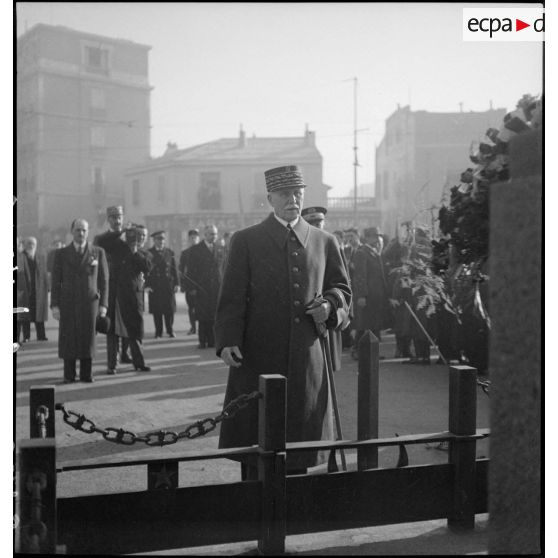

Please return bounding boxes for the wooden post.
[30,385,56,439]
[17,438,57,553]
[448,365,477,531]
[257,374,287,556]
[357,330,379,470]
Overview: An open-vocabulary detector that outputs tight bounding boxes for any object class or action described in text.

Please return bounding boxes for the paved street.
[16,297,490,500]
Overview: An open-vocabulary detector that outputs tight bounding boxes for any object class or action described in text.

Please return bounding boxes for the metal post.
[30,385,56,439]
[257,375,287,556]
[448,365,477,531]
[357,330,379,470]
[17,438,57,554]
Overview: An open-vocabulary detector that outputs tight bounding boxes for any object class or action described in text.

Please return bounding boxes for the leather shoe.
[154,334,162,339]
[135,365,151,372]
[107,368,117,375]
[63,379,76,384]
[188,327,196,335]
[168,332,176,338]
[81,378,95,383]
[37,337,49,341]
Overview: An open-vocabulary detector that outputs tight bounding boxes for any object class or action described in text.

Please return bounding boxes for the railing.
[16,333,489,555]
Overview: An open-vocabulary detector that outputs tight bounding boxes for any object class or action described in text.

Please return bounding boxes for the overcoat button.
[293,283,300,288]
[294,300,301,306]
[294,317,300,323]
[292,267,299,272]
[292,251,299,257]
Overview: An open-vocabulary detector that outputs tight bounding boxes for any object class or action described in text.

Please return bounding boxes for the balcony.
[327,197,376,210]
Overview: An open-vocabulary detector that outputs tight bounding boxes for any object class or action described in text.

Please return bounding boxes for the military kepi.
[264,165,306,192]
[301,206,327,221]
[150,230,166,238]
[106,205,123,217]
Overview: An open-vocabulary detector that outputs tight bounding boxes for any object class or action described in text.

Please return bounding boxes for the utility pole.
[353,77,358,225]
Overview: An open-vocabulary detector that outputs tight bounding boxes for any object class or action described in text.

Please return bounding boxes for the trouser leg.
[63,359,77,382]
[22,322,31,340]
[197,321,206,347]
[129,338,146,368]
[206,321,215,347]
[153,313,163,337]
[121,337,130,358]
[107,333,119,369]
[35,322,46,340]
[164,312,174,335]
[79,358,92,381]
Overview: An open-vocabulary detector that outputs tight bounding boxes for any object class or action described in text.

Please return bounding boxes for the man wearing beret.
[145,231,179,338]
[352,226,389,352]
[215,165,351,479]
[51,219,109,383]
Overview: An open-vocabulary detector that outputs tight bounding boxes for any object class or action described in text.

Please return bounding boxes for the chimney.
[239,124,246,148]
[304,123,315,147]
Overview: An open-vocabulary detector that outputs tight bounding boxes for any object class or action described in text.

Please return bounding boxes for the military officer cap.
[264,165,306,192]
[150,230,166,238]
[188,229,199,236]
[301,206,327,223]
[363,226,382,238]
[106,205,124,217]
[343,227,359,235]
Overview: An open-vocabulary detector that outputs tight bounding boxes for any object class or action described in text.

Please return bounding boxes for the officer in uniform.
[146,231,179,338]
[301,206,327,229]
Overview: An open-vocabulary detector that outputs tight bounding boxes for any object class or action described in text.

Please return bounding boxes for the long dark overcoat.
[215,214,351,469]
[51,243,109,359]
[352,243,388,336]
[186,242,222,322]
[113,248,152,339]
[16,252,49,323]
[93,230,129,335]
[146,247,179,315]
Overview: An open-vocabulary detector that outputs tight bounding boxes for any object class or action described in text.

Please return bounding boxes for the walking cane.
[319,330,347,472]
[403,301,447,365]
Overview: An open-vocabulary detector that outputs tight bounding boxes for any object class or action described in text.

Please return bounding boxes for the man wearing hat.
[178,229,201,335]
[51,219,109,383]
[352,226,389,354]
[94,205,131,374]
[145,231,179,338]
[215,165,351,479]
[301,206,327,229]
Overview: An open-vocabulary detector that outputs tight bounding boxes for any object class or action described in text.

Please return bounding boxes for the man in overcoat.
[178,229,200,335]
[215,165,351,479]
[186,225,223,349]
[146,231,179,338]
[16,237,50,342]
[352,227,388,349]
[94,205,130,374]
[51,219,108,383]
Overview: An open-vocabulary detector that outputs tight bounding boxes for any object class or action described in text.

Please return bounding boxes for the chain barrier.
[21,471,48,553]
[476,378,491,397]
[55,391,262,447]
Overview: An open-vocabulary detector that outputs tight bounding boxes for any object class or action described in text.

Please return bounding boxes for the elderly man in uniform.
[51,219,109,383]
[146,231,179,338]
[94,205,130,374]
[186,225,223,349]
[215,165,351,480]
[178,229,201,335]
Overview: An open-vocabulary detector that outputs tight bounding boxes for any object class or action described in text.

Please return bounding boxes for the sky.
[14,2,542,197]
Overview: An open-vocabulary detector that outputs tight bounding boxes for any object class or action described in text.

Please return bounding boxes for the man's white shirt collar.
[274,214,299,229]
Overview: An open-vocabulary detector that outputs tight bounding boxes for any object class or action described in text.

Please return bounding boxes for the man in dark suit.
[93,205,129,374]
[178,229,200,335]
[146,231,179,338]
[51,219,109,383]
[185,225,223,349]
[215,165,351,480]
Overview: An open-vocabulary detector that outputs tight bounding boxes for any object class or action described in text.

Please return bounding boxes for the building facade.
[375,105,506,236]
[125,128,328,252]
[17,24,152,240]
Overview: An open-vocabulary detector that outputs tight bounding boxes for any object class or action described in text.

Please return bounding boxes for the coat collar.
[262,212,311,249]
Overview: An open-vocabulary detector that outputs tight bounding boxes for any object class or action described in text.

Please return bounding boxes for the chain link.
[55,390,262,447]
[477,378,491,397]
[21,471,48,553]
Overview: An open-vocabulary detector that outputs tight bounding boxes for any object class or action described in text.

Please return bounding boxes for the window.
[85,46,109,73]
[132,179,140,206]
[198,172,221,210]
[90,88,106,110]
[90,127,105,148]
[91,165,105,196]
[157,175,166,204]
